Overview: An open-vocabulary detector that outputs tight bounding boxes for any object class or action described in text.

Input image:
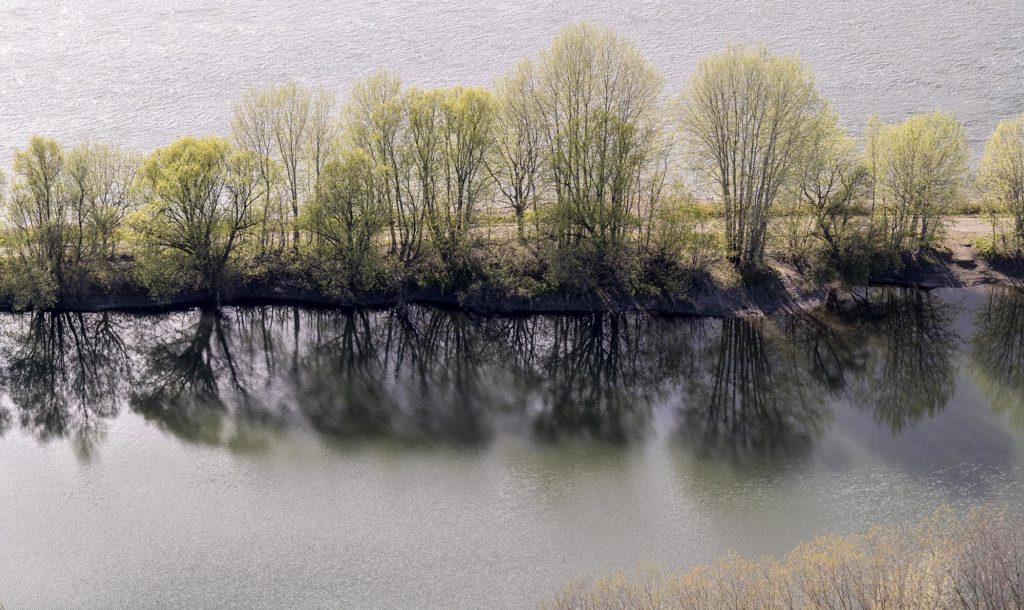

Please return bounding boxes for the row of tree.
[1,23,1022,308]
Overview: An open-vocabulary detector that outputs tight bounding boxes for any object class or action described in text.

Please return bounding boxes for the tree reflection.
[970,288,1024,433]
[0,286,969,457]
[678,318,831,464]
[296,310,394,440]
[845,289,958,432]
[296,307,498,445]
[129,309,288,449]
[0,312,131,455]
[529,315,646,442]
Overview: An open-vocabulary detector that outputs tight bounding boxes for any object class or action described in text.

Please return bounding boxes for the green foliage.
[978,113,1024,258]
[544,239,645,299]
[647,189,723,272]
[0,257,59,310]
[490,59,542,239]
[0,26,1007,308]
[302,148,389,293]
[344,71,425,264]
[534,23,667,254]
[867,112,969,254]
[462,242,547,304]
[132,136,263,298]
[230,82,337,255]
[794,120,871,264]
[408,85,497,269]
[679,44,833,271]
[0,136,140,308]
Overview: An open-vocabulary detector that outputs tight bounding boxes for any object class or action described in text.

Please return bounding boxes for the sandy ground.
[871,216,1023,288]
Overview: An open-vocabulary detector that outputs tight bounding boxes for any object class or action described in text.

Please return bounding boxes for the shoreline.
[5,254,1020,318]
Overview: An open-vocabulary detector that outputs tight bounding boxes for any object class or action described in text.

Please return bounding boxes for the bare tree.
[271,83,311,253]
[231,87,284,254]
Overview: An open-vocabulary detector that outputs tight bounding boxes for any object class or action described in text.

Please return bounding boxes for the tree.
[407,86,496,266]
[1,137,139,307]
[0,311,130,448]
[272,83,311,253]
[978,113,1024,256]
[306,87,338,205]
[230,86,285,255]
[133,137,263,297]
[534,23,665,251]
[490,60,542,239]
[5,136,66,300]
[303,148,388,284]
[344,72,424,263]
[63,143,140,273]
[868,112,969,253]
[679,45,832,270]
[795,119,870,259]
[231,82,337,255]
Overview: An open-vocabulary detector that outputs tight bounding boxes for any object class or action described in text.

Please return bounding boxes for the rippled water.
[1,0,1022,168]
[1,286,1023,608]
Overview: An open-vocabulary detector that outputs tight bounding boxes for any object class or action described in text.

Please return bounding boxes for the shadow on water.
[0,287,1000,468]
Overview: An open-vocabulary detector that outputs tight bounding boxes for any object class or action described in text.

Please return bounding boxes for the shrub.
[542,505,1024,610]
[0,258,59,310]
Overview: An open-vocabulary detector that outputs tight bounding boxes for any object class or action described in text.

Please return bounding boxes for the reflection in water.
[971,288,1024,434]
[679,318,831,465]
[525,314,679,443]
[843,290,959,432]
[0,287,1001,462]
[0,312,131,458]
[298,308,500,445]
[129,309,287,449]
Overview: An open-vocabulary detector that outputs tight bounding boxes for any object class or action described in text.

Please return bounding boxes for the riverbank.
[5,258,1018,317]
[3,218,1020,317]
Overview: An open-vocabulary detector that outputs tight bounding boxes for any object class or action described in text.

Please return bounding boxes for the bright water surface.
[1,0,1023,168]
[1,286,1024,608]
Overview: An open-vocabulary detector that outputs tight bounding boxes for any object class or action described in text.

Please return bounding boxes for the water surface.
[1,286,1023,608]
[1,0,1022,167]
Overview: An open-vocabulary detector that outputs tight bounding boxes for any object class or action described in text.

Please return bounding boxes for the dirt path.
[875,216,1023,288]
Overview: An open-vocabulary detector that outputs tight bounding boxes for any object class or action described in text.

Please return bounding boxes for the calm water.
[0,287,1023,608]
[1,0,1023,168]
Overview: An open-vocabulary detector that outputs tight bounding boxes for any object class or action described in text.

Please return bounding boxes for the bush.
[543,505,1024,610]
[544,240,643,300]
[0,259,59,310]
[649,195,723,272]
[975,226,1024,264]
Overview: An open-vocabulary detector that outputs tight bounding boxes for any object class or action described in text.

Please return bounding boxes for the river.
[1,286,1023,608]
[1,0,1023,168]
